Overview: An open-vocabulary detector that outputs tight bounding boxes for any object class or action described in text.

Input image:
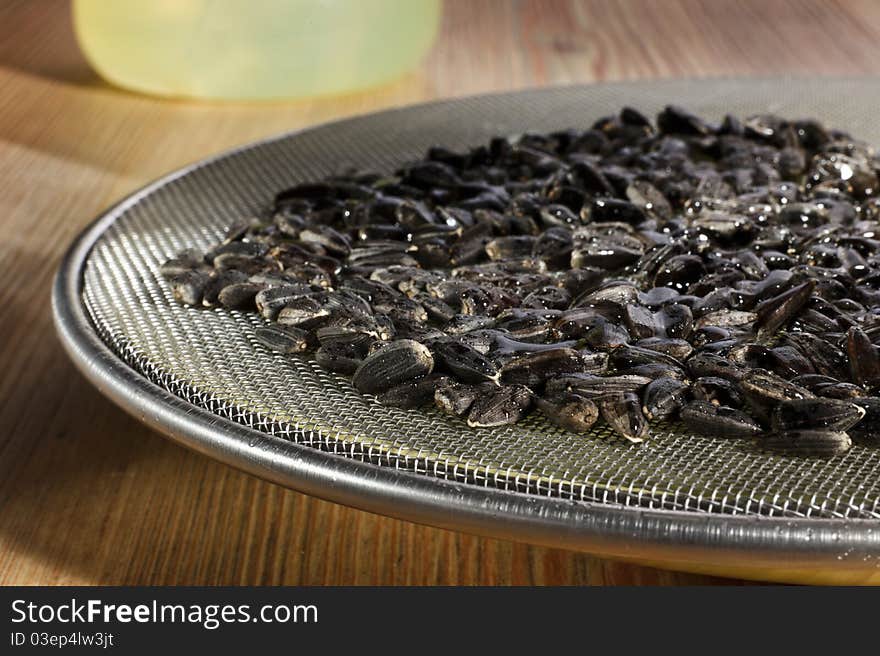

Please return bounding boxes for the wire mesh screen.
[81,79,880,519]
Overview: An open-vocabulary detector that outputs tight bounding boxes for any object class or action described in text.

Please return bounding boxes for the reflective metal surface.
[53,79,880,583]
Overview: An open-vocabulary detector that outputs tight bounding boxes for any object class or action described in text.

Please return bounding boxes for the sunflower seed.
[739,369,815,421]
[434,380,483,416]
[680,401,762,438]
[161,107,880,451]
[160,249,207,278]
[770,398,865,432]
[218,281,264,310]
[760,430,851,456]
[352,339,434,395]
[691,377,742,407]
[169,270,210,306]
[277,296,333,329]
[315,342,363,376]
[499,348,590,387]
[815,382,867,399]
[432,339,499,384]
[255,325,315,354]
[754,280,816,342]
[642,377,689,421]
[467,385,532,428]
[201,270,249,307]
[255,285,319,321]
[546,374,651,399]
[846,326,880,390]
[600,392,649,443]
[535,394,599,433]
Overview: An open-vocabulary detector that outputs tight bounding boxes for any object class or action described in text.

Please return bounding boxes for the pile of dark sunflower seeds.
[161,105,880,456]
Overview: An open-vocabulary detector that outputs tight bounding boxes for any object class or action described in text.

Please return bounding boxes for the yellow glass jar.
[73,0,441,101]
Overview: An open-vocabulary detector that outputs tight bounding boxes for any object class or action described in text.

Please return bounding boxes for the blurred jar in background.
[73,0,441,101]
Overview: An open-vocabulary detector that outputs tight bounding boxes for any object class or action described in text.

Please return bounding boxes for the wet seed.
[546,374,651,399]
[623,304,658,340]
[535,394,600,433]
[691,376,742,407]
[435,380,483,416]
[754,280,816,342]
[600,392,649,443]
[680,401,762,438]
[616,362,688,380]
[694,310,757,330]
[760,430,852,457]
[432,339,499,384]
[352,339,434,395]
[847,326,880,390]
[170,270,209,306]
[655,303,693,340]
[738,369,815,422]
[443,314,496,335]
[767,346,815,378]
[255,325,315,354]
[850,397,880,440]
[815,382,866,399]
[642,377,689,421]
[218,281,264,310]
[467,385,533,428]
[686,353,745,383]
[635,337,693,361]
[610,345,683,371]
[783,332,849,380]
[499,348,590,388]
[770,398,865,432]
[378,375,450,409]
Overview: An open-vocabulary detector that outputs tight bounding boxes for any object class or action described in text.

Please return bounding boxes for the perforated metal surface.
[79,79,880,520]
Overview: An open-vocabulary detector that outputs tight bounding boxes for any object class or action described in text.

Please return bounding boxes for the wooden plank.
[6,0,879,585]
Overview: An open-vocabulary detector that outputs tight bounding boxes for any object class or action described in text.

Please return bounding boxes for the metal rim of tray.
[52,79,880,584]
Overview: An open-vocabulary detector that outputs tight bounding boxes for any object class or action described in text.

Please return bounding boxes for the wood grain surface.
[4,0,880,586]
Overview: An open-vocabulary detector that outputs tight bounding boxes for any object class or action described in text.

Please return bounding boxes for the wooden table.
[5,0,880,586]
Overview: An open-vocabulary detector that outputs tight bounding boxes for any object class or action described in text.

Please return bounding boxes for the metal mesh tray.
[53,79,880,583]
